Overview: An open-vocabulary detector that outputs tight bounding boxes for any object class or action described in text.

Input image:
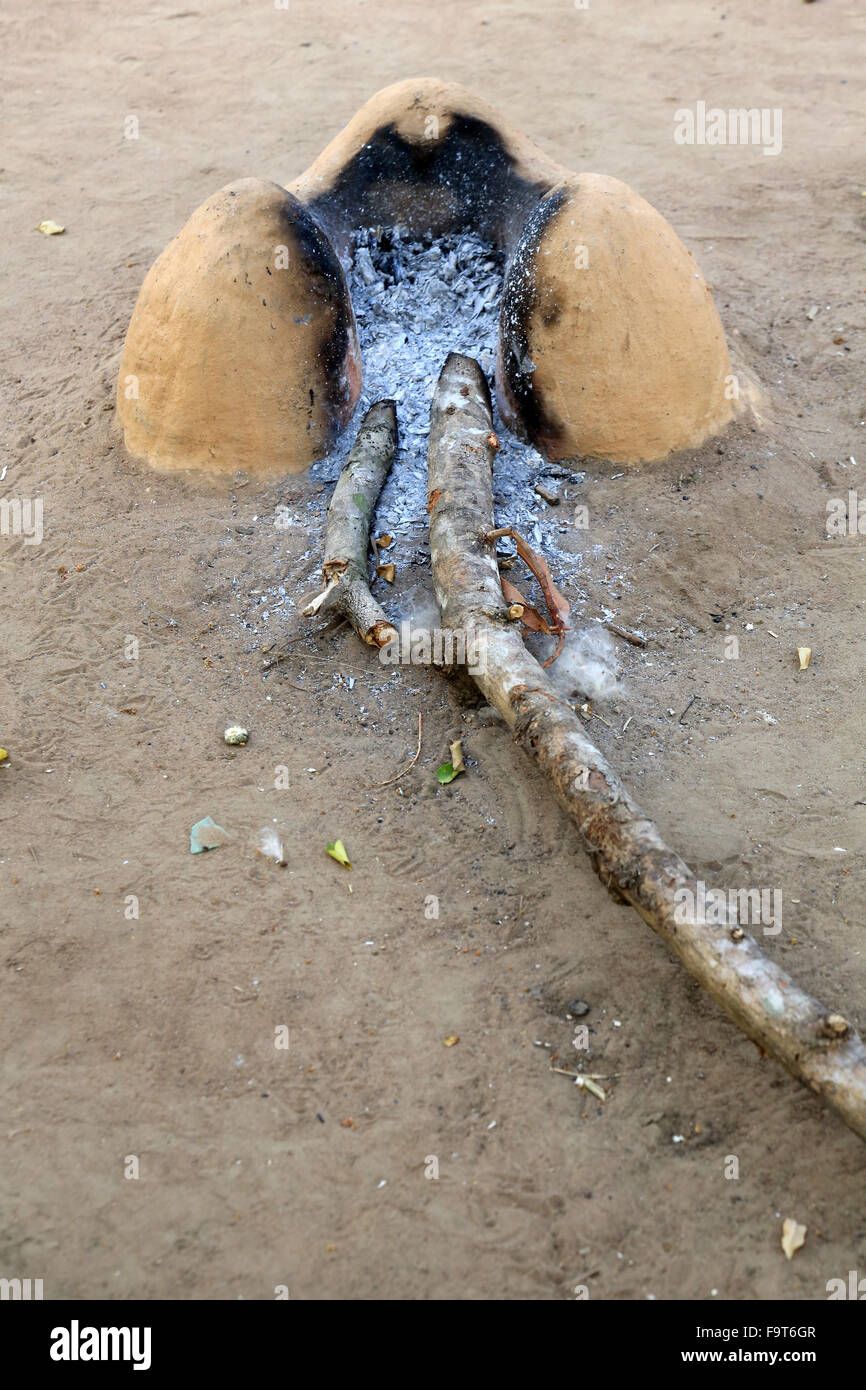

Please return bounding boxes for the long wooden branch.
[302,400,399,648]
[426,351,866,1144]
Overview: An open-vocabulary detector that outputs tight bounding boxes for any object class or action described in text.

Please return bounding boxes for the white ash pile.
[310,227,583,569]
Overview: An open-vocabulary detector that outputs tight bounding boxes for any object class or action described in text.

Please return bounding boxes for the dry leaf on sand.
[781,1218,807,1260]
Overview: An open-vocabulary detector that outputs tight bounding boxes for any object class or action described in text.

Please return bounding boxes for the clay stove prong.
[116,178,360,476]
[496,174,742,465]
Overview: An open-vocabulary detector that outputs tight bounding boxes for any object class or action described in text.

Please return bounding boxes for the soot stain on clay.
[278,192,358,430]
[498,183,569,454]
[307,114,549,251]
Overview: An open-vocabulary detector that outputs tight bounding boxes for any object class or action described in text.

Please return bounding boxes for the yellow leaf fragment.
[781,1218,807,1260]
[577,1076,606,1102]
[326,839,351,868]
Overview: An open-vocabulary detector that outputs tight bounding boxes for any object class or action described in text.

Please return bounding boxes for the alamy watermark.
[826,490,866,537]
[0,497,43,545]
[827,1270,866,1299]
[674,102,782,157]
[379,621,487,675]
[673,880,781,935]
[0,1276,43,1299]
[50,1321,151,1370]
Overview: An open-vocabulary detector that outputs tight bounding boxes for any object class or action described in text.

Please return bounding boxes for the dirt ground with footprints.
[2,0,865,1300]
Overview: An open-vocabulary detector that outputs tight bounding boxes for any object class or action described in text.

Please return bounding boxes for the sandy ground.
[2,0,865,1301]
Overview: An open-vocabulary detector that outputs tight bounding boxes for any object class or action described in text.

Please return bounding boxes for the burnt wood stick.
[302,400,399,648]
[427,351,866,1144]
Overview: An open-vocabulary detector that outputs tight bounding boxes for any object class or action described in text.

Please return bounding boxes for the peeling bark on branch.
[302,400,399,648]
[427,351,866,1144]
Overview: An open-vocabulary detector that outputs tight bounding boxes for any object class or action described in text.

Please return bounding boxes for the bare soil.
[2,0,865,1300]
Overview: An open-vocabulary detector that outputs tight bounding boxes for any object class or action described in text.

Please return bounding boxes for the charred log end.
[366,619,400,649]
[820,1013,850,1042]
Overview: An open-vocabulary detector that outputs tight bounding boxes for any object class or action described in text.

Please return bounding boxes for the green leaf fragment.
[326,839,351,868]
[436,762,463,784]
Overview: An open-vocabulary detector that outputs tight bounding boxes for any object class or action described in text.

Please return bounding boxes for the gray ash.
[245,229,584,646]
[310,227,583,565]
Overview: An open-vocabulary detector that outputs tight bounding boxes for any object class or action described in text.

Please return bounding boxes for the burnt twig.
[302,401,399,649]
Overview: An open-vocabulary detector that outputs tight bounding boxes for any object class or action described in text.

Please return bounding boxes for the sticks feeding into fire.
[302,400,399,649]
[426,352,866,1145]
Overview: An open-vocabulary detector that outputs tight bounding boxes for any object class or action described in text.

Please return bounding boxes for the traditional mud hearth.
[117,77,744,475]
[117,180,360,475]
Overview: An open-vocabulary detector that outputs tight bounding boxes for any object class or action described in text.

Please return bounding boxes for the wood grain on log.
[427,351,866,1144]
[303,400,399,648]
